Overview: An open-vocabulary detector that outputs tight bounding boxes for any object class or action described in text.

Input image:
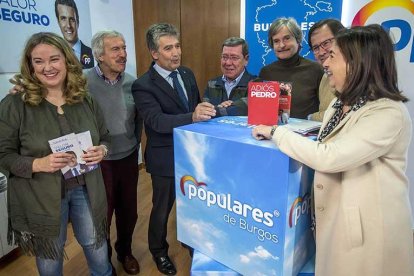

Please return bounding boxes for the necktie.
[72,168,78,176]
[169,71,189,111]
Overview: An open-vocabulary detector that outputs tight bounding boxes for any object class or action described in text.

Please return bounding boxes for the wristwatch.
[270,125,277,137]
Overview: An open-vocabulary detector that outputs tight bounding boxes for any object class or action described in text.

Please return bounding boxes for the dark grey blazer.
[132,63,200,177]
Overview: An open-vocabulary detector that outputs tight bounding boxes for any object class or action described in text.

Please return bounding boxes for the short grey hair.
[222,37,249,57]
[91,30,125,60]
[146,23,179,52]
[268,17,302,48]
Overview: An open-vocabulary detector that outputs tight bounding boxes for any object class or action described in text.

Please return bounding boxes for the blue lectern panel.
[174,117,314,275]
[190,250,315,276]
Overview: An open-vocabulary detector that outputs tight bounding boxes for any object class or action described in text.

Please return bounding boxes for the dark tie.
[72,168,78,176]
[169,71,189,111]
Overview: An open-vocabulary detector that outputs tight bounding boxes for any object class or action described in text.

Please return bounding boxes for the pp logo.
[352,0,414,62]
[180,175,206,196]
[82,54,92,64]
[289,193,311,228]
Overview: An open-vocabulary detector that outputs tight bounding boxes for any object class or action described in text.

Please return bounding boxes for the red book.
[278,81,292,122]
[247,81,280,125]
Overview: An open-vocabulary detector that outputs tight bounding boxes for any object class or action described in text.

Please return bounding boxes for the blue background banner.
[244,0,343,75]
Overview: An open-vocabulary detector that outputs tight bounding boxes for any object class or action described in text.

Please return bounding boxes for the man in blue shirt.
[203,37,256,116]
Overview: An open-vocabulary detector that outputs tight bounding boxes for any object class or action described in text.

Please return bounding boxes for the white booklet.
[76,131,99,172]
[283,118,322,135]
[48,131,98,179]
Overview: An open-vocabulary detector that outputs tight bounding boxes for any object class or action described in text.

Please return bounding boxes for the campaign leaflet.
[283,118,322,136]
[76,131,98,172]
[247,81,280,125]
[48,131,97,179]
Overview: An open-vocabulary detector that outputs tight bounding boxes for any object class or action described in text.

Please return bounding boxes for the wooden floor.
[0,170,192,276]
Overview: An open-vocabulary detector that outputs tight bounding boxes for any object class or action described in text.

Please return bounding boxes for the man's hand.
[217,100,233,108]
[192,102,216,122]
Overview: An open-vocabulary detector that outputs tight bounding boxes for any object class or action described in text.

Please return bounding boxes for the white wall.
[0,74,14,100]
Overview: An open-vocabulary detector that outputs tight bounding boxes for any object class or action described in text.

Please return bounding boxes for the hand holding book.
[48,131,101,179]
[81,145,108,166]
[32,151,80,173]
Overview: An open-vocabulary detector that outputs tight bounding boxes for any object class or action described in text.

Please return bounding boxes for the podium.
[191,250,315,276]
[174,117,315,275]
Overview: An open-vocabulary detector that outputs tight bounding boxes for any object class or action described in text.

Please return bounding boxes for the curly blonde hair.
[10,32,87,106]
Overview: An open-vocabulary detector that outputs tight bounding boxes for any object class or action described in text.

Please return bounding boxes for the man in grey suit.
[132,23,215,275]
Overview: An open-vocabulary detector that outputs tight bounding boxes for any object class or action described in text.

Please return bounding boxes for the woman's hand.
[252,125,273,140]
[32,152,72,173]
[81,145,107,165]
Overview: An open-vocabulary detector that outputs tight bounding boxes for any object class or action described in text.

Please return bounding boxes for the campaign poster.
[0,0,92,73]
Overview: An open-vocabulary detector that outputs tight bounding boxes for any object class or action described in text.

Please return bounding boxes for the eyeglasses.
[221,55,242,62]
[311,38,335,53]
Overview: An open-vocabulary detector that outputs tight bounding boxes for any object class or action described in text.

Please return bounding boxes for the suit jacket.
[63,163,90,179]
[80,40,94,69]
[273,98,414,276]
[204,70,256,116]
[132,64,200,177]
[309,74,335,122]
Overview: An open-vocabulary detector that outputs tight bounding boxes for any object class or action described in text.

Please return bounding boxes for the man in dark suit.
[132,23,216,275]
[55,0,94,69]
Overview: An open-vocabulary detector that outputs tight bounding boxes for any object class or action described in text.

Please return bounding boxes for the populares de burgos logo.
[352,0,414,62]
[288,193,311,228]
[180,175,275,227]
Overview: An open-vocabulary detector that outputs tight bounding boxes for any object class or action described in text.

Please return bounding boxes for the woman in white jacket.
[253,24,414,276]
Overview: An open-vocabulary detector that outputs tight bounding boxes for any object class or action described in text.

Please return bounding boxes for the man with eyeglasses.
[203,37,256,116]
[307,19,345,121]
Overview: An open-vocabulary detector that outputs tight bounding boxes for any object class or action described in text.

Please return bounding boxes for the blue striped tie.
[170,71,189,111]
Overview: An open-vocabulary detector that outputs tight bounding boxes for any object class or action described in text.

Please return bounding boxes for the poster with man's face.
[0,0,92,73]
[56,2,79,46]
